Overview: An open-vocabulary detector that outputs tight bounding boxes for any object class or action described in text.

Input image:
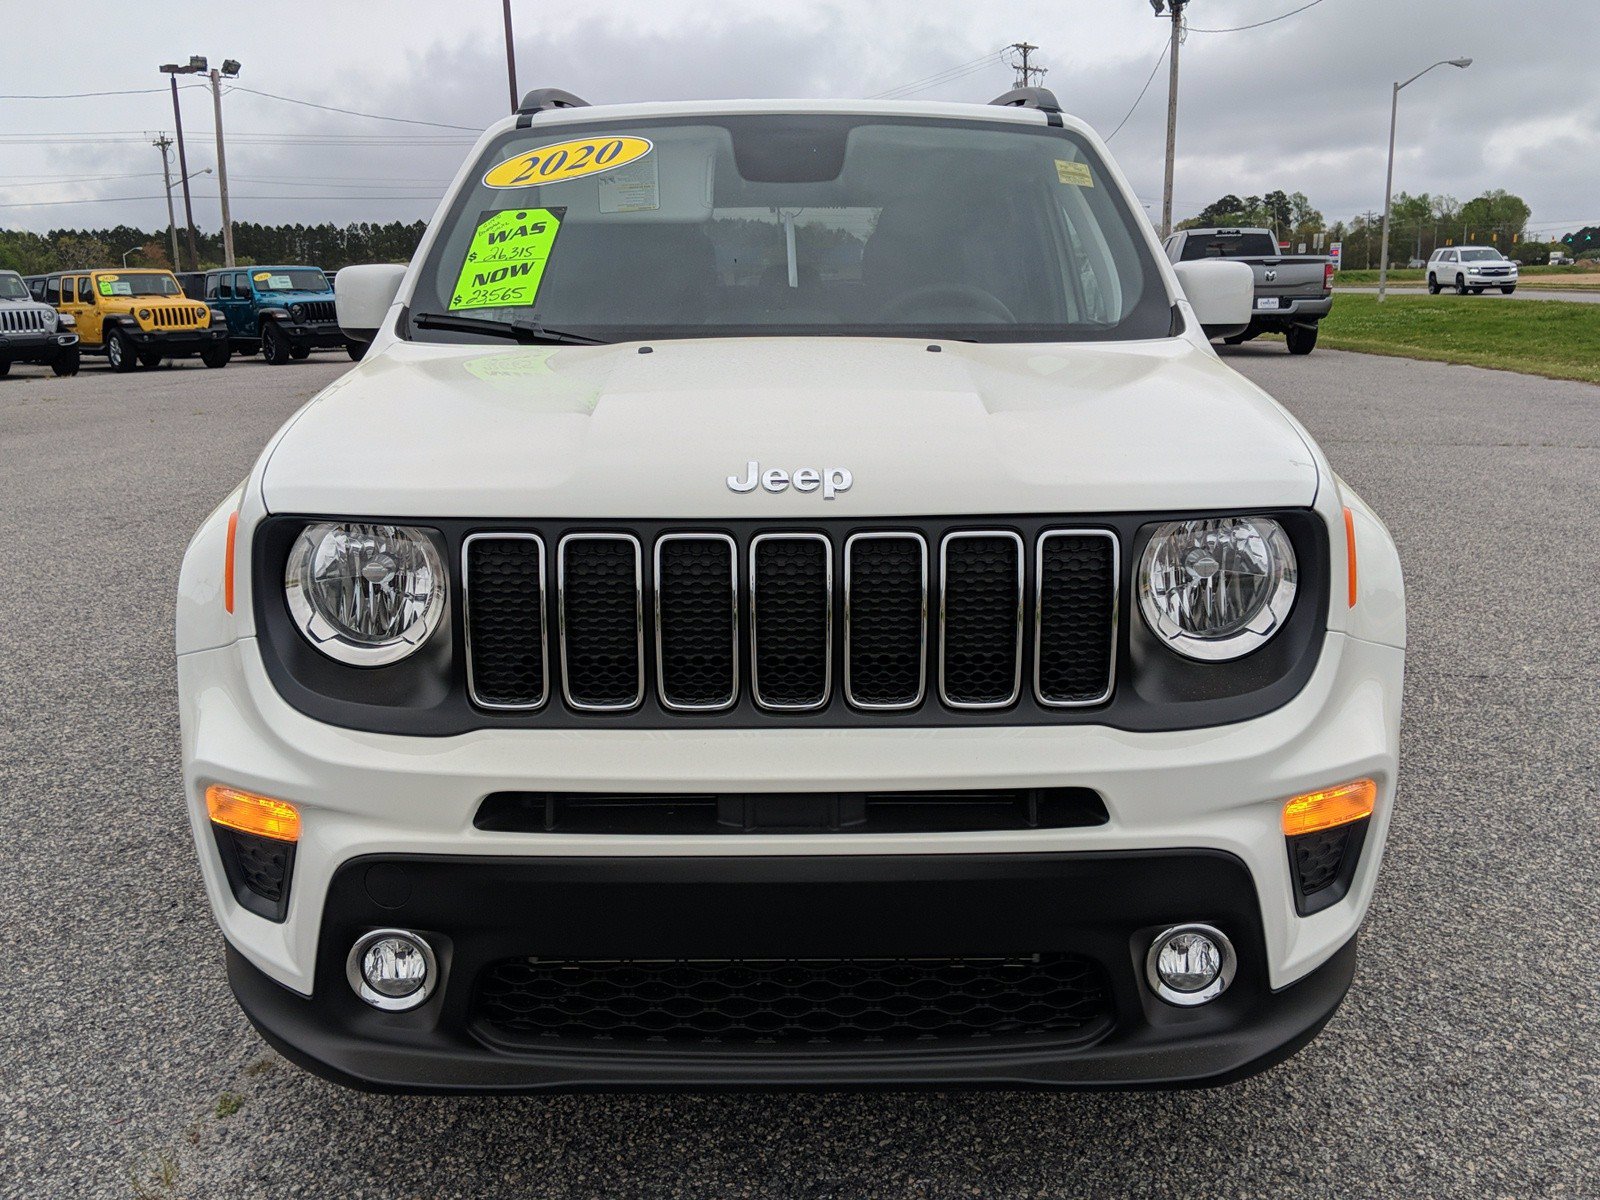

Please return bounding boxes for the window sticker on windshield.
[449,207,565,311]
[597,155,660,213]
[98,277,133,296]
[1055,160,1094,188]
[483,136,653,189]
[260,274,293,290]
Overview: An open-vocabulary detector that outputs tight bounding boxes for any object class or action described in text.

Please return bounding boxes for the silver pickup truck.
[1163,228,1333,355]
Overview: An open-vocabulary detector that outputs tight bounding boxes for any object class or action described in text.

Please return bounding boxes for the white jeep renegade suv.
[176,88,1405,1092]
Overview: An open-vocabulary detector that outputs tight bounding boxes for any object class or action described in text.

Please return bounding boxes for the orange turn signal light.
[1282,779,1376,837]
[205,785,300,842]
[224,510,239,614]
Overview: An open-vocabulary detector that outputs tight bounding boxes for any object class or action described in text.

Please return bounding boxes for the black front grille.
[655,535,736,709]
[461,523,1118,720]
[474,786,1108,834]
[474,954,1113,1046]
[464,535,546,708]
[845,534,926,708]
[941,533,1023,706]
[1036,532,1118,705]
[299,298,337,322]
[751,535,830,709]
[559,536,642,709]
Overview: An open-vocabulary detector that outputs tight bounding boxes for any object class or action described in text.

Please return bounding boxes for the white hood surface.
[260,336,1320,519]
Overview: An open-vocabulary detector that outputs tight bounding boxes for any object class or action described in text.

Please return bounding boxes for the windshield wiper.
[412,311,608,346]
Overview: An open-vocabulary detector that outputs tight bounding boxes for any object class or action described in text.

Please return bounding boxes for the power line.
[1105,42,1170,141]
[0,86,200,98]
[1004,42,1047,89]
[221,85,482,131]
[871,50,1006,99]
[1187,0,1326,33]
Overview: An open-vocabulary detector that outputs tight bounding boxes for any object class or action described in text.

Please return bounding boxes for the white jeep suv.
[176,87,1405,1092]
[1427,246,1518,294]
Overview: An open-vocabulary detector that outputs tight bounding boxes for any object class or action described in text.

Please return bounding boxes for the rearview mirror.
[1172,259,1254,340]
[335,264,407,345]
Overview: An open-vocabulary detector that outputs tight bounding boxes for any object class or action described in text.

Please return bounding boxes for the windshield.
[95,272,181,297]
[253,268,330,293]
[1460,249,1504,262]
[0,273,28,301]
[1179,231,1279,260]
[409,115,1172,344]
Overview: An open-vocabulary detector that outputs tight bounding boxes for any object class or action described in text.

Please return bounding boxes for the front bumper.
[227,850,1360,1091]
[0,330,77,359]
[285,321,347,350]
[122,325,229,354]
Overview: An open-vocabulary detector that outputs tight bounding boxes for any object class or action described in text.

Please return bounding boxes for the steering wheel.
[878,283,1017,325]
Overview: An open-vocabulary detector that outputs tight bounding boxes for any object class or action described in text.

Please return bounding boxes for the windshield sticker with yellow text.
[449,207,564,311]
[1055,160,1094,187]
[483,136,653,189]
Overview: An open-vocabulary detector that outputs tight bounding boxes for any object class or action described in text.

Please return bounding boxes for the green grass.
[1318,294,1600,384]
[1332,265,1600,289]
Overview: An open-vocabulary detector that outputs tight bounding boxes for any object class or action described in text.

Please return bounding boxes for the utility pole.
[1152,0,1188,240]
[1007,42,1046,88]
[154,135,180,269]
[502,0,520,112]
[160,57,207,271]
[208,60,242,267]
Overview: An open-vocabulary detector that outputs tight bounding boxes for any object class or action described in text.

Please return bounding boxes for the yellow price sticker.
[483,136,653,189]
[254,272,271,281]
[449,207,564,311]
[1055,160,1094,187]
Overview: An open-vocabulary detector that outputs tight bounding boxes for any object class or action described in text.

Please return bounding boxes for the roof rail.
[516,88,591,127]
[988,86,1063,125]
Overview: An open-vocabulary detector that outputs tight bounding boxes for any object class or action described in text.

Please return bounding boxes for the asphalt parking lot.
[2,346,1596,1199]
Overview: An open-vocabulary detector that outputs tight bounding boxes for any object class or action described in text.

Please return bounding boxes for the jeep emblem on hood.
[727,461,853,500]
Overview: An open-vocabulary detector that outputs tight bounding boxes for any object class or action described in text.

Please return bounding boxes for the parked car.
[202,265,357,364]
[1405,258,1427,269]
[0,269,79,376]
[27,269,229,371]
[178,86,1405,1094]
[1426,247,1517,294]
[1162,228,1333,354]
[175,271,208,301]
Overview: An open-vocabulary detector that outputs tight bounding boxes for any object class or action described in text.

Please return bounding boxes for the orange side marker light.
[1342,506,1358,608]
[224,510,239,614]
[206,785,300,842]
[1282,779,1376,837]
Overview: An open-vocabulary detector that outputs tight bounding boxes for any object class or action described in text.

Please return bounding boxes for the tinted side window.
[234,272,251,298]
[46,278,60,303]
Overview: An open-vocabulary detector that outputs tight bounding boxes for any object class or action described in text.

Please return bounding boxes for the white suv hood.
[260,336,1319,518]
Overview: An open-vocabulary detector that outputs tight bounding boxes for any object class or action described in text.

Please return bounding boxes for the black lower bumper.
[111,327,228,356]
[0,332,76,362]
[227,851,1357,1093]
[288,323,347,349]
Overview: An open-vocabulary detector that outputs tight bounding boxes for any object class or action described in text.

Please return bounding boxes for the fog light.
[346,929,437,1011]
[1146,923,1236,1007]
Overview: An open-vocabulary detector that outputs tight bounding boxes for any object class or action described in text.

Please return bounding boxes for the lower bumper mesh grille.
[474,954,1113,1046]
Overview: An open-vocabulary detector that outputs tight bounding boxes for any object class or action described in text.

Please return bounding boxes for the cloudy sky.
[2,0,1595,241]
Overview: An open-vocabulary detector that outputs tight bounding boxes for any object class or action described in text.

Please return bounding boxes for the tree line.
[1175,187,1594,268]
[0,220,429,276]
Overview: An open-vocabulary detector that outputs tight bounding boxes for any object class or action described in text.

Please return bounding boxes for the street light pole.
[502,0,519,113]
[160,57,208,271]
[1378,57,1472,302]
[208,60,242,267]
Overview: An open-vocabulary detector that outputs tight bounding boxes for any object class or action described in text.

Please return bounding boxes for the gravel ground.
[1,346,1596,1199]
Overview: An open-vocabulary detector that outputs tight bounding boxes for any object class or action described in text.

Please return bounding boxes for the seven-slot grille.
[464,527,1117,716]
[0,308,49,333]
[146,304,207,328]
[298,298,337,322]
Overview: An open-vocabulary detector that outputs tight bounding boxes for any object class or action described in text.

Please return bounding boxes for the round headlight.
[1137,517,1296,661]
[289,303,304,319]
[285,522,446,665]
[137,307,152,321]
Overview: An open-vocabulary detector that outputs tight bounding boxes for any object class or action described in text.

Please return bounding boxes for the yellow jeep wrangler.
[44,269,230,372]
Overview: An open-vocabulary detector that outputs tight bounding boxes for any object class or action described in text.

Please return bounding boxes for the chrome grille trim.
[938,530,1025,710]
[1034,529,1119,708]
[749,532,833,712]
[843,531,928,711]
[653,532,739,713]
[461,532,548,711]
[557,532,645,713]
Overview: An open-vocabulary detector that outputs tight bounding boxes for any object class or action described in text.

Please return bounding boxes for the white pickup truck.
[1163,228,1334,355]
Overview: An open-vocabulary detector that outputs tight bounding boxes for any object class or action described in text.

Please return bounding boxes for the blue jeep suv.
[199,266,356,364]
